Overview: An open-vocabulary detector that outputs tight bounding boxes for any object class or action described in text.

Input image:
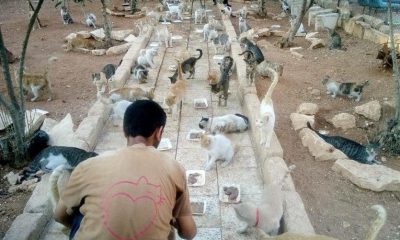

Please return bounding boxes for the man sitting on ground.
[54,100,197,240]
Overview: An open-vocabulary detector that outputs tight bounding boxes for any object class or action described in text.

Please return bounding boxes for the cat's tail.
[176,59,183,81]
[264,67,279,100]
[48,165,69,209]
[361,80,369,87]
[364,205,387,240]
[234,113,250,129]
[45,56,58,82]
[195,49,203,60]
[238,50,253,57]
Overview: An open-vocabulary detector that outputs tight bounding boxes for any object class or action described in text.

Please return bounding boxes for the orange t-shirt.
[61,144,192,240]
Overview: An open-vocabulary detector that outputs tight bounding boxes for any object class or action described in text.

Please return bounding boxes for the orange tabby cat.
[164,59,187,119]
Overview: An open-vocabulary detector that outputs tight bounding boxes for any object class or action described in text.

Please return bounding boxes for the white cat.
[85,13,97,28]
[198,114,249,134]
[156,25,173,48]
[137,48,158,68]
[200,133,234,171]
[166,2,184,20]
[113,100,132,119]
[256,69,279,147]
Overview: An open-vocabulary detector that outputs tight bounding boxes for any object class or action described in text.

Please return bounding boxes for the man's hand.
[54,200,73,228]
[175,216,197,240]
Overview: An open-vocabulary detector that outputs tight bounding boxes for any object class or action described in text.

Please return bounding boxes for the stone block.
[363,28,388,44]
[308,9,334,27]
[315,13,339,31]
[87,99,112,123]
[106,42,132,55]
[4,213,48,240]
[352,22,366,39]
[40,219,69,240]
[24,174,52,216]
[111,29,134,41]
[290,113,315,131]
[379,24,390,34]
[299,128,348,161]
[282,191,315,234]
[263,157,296,191]
[354,100,381,121]
[342,18,355,34]
[75,115,104,150]
[331,112,356,130]
[76,31,91,39]
[90,28,105,41]
[41,117,59,133]
[91,49,106,56]
[332,159,400,191]
[296,102,318,115]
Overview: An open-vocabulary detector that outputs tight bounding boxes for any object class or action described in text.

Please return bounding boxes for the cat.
[131,64,149,83]
[85,13,97,28]
[92,64,116,97]
[195,8,207,24]
[164,59,187,120]
[20,146,98,182]
[239,16,250,34]
[259,205,386,240]
[15,56,57,102]
[109,86,155,102]
[239,6,248,19]
[279,0,290,14]
[60,6,73,24]
[328,28,343,50]
[113,99,132,119]
[169,49,203,83]
[137,48,158,68]
[203,22,215,41]
[208,69,219,87]
[216,56,234,106]
[256,68,279,147]
[322,75,369,102]
[156,25,173,48]
[239,37,264,64]
[234,166,295,235]
[240,50,258,86]
[200,133,235,171]
[166,2,184,20]
[256,60,284,78]
[307,122,379,164]
[198,114,249,134]
[212,33,231,54]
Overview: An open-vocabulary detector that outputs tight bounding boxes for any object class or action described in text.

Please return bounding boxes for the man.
[54,100,197,240]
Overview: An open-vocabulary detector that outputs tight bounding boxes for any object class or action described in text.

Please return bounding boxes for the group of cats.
[60,5,97,28]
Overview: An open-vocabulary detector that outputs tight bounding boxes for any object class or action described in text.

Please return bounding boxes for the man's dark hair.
[123,100,167,138]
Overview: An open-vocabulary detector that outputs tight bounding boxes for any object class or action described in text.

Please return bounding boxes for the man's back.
[61,144,191,240]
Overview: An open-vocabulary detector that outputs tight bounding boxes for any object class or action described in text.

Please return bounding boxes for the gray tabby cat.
[60,6,74,24]
[307,122,379,164]
[131,64,149,83]
[20,146,98,181]
[169,49,203,83]
[328,28,343,50]
[239,50,257,86]
[322,75,369,101]
[239,16,250,34]
[239,37,264,64]
[212,33,231,54]
[217,56,234,106]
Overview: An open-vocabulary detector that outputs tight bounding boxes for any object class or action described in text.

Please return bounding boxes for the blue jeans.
[69,211,84,240]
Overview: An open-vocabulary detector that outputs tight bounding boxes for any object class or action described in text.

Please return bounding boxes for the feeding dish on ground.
[158,138,172,151]
[186,170,206,187]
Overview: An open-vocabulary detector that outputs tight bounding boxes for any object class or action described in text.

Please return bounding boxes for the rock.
[111,29,134,41]
[332,159,400,191]
[311,89,321,96]
[296,103,319,115]
[331,113,356,130]
[4,171,19,185]
[299,128,348,161]
[308,38,325,49]
[90,28,105,41]
[75,115,104,150]
[24,174,52,216]
[8,178,38,193]
[124,34,137,42]
[379,24,390,34]
[270,30,286,37]
[106,42,132,55]
[3,213,49,240]
[263,157,296,191]
[40,117,59,133]
[256,28,271,37]
[354,100,381,121]
[48,114,87,150]
[76,31,91,39]
[91,49,107,56]
[290,113,315,131]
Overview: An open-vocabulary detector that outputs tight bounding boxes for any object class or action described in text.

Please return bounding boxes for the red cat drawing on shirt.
[101,176,166,240]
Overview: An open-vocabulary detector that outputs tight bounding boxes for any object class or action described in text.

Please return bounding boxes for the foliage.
[0,0,46,167]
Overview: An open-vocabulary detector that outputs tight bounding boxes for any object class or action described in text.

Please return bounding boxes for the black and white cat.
[239,37,264,64]
[199,114,249,134]
[307,122,379,164]
[21,146,98,181]
[131,64,149,83]
[60,6,74,25]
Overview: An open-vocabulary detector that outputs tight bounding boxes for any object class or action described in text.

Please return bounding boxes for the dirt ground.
[1,0,400,238]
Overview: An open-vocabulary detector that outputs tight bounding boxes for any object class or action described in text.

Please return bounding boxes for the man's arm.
[54,200,73,228]
[174,216,197,240]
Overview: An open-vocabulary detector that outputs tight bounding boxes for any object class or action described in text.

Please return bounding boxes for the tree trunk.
[130,0,137,14]
[100,0,112,48]
[258,0,267,17]
[279,0,307,48]
[388,0,400,122]
[0,0,45,167]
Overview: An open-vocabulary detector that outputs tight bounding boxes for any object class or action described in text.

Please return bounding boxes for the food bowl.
[157,138,172,151]
[186,170,206,187]
[186,129,205,141]
[193,98,208,109]
[191,201,206,215]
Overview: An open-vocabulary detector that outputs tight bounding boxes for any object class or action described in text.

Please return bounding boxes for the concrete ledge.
[23,174,52,217]
[222,17,315,236]
[3,213,48,240]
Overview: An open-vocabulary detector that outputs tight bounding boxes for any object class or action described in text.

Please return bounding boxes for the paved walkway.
[40,3,264,239]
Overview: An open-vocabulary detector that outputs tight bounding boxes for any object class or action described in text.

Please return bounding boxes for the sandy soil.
[1,0,400,238]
